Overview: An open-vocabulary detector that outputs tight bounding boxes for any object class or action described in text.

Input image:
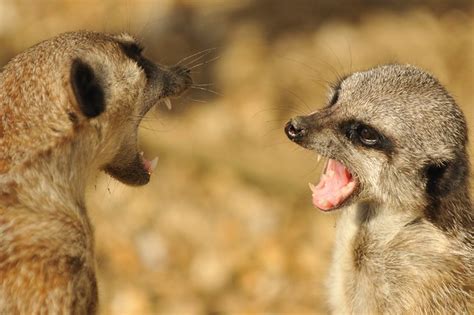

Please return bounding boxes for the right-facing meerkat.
[285,64,473,314]
[0,31,191,313]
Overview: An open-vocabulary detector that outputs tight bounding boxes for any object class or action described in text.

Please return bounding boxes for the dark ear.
[70,58,105,118]
[425,155,467,198]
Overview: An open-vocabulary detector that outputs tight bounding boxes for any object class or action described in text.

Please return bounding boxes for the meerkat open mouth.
[137,97,174,174]
[308,159,356,211]
[134,97,174,176]
[104,60,192,186]
[104,97,177,186]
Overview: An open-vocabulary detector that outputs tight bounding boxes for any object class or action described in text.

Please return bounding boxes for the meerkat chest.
[328,204,408,313]
[328,206,376,312]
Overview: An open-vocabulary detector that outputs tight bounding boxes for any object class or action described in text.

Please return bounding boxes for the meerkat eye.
[340,120,394,155]
[358,126,379,146]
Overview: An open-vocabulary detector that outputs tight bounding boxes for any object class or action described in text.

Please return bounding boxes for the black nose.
[285,118,307,141]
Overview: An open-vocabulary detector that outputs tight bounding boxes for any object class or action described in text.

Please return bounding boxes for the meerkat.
[285,64,473,314]
[0,31,191,313]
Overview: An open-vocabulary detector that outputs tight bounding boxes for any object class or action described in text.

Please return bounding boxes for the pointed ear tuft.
[70,58,105,118]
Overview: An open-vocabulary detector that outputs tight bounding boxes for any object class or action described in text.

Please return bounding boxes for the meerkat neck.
[2,135,102,215]
[335,201,423,247]
[342,183,472,236]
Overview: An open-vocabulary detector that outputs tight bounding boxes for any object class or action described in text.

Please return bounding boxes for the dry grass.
[1,1,472,314]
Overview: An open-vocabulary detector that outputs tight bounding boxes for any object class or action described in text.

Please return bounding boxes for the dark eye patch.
[119,42,155,79]
[121,42,144,59]
[339,120,395,156]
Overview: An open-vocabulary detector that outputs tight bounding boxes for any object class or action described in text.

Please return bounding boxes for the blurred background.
[0,0,472,314]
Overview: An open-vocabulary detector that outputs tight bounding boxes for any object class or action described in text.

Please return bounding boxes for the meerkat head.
[285,64,469,212]
[70,32,193,186]
[0,31,192,186]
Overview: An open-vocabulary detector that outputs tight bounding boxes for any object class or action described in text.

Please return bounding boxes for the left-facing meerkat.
[285,64,473,314]
[0,31,191,313]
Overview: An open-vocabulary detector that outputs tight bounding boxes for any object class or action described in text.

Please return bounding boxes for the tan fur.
[0,31,191,313]
[329,202,472,314]
[286,65,473,314]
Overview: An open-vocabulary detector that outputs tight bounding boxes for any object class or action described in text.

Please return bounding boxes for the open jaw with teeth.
[308,159,357,211]
[104,97,177,186]
[138,98,173,175]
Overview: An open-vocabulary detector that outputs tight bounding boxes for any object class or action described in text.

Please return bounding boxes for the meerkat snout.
[285,118,308,142]
[285,64,473,314]
[163,65,193,97]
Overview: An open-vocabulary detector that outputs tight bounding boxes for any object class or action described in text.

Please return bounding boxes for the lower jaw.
[103,153,156,186]
[104,164,150,186]
[313,195,355,212]
[102,98,171,186]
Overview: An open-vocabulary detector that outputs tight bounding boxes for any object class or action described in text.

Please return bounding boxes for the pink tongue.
[309,159,355,211]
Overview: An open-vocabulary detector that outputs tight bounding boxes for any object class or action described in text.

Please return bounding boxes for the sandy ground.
[1,1,472,314]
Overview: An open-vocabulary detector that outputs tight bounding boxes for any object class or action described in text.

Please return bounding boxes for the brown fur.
[0,31,191,313]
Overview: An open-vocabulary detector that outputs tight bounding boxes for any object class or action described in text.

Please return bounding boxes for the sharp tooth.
[164,98,172,110]
[315,180,325,189]
[139,151,144,157]
[150,157,159,172]
[308,182,317,192]
[317,155,322,163]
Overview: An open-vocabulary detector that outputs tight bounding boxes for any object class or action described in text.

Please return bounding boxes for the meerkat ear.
[70,58,105,118]
[425,155,467,197]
